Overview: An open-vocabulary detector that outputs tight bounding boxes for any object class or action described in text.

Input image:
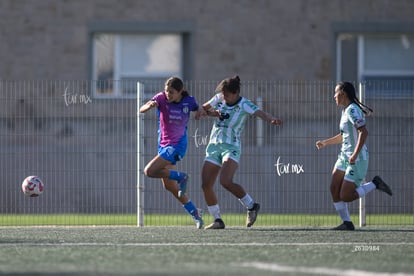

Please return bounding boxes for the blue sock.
[183,200,197,217]
[169,170,185,181]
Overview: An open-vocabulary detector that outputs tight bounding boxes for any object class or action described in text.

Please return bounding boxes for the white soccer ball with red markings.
[22,176,44,197]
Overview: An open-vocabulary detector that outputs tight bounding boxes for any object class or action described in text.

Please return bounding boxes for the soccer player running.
[201,75,283,229]
[139,77,205,229]
[316,81,392,231]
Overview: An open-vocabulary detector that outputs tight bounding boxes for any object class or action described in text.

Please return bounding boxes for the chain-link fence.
[1,80,412,226]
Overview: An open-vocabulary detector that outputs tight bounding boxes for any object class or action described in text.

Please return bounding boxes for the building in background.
[0,0,413,98]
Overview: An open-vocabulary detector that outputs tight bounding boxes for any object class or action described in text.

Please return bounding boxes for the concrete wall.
[1,0,414,81]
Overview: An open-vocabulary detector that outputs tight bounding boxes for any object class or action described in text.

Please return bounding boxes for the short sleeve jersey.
[152,92,199,147]
[340,103,368,160]
[207,93,259,148]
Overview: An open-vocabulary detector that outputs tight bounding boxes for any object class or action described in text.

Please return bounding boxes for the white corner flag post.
[359,82,366,227]
[137,82,145,227]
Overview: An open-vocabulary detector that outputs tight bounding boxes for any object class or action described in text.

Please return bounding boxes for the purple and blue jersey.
[152,92,199,148]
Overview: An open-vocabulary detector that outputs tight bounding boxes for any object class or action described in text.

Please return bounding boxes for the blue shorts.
[158,142,187,165]
[205,143,241,166]
[334,153,369,187]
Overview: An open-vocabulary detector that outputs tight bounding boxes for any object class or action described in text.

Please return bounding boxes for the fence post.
[256,96,263,147]
[137,82,145,227]
[358,82,366,227]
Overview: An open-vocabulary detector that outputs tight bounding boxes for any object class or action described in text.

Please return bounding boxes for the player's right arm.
[202,103,221,117]
[202,94,222,117]
[316,133,342,150]
[139,100,158,113]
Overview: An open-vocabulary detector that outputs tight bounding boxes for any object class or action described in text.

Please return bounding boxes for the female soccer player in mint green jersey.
[316,81,392,231]
[201,75,283,229]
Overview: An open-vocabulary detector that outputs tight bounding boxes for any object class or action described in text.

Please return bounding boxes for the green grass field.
[0,226,413,275]
[1,214,413,275]
[0,213,413,227]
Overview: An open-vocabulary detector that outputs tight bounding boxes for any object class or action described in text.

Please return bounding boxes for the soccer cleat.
[372,176,392,196]
[178,174,189,198]
[332,221,355,231]
[246,203,260,227]
[193,209,204,229]
[204,218,225,229]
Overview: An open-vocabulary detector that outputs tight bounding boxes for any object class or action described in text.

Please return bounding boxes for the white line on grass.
[239,262,414,276]
[1,242,414,246]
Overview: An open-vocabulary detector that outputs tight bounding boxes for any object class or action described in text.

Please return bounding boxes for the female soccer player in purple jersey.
[139,77,205,229]
[316,81,392,230]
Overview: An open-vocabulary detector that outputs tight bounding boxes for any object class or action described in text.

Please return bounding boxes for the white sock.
[333,201,351,222]
[207,204,221,220]
[356,182,376,197]
[238,194,254,209]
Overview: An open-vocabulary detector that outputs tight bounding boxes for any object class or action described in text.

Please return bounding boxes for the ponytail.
[353,97,373,115]
[216,75,241,94]
[337,81,373,115]
[182,90,189,97]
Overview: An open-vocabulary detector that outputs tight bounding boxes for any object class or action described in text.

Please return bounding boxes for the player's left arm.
[349,125,368,164]
[254,110,283,125]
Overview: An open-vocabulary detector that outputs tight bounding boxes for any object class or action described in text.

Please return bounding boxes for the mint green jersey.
[207,93,259,148]
[339,103,368,160]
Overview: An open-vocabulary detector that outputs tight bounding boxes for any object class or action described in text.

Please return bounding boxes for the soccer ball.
[22,176,44,197]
